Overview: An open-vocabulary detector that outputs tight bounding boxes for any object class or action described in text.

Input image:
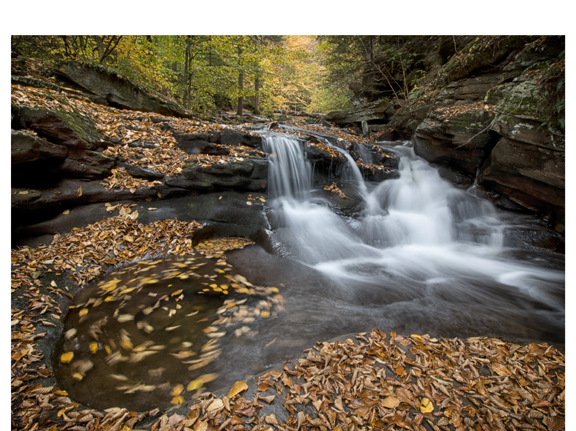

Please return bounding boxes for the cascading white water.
[262,133,312,200]
[262,132,564,318]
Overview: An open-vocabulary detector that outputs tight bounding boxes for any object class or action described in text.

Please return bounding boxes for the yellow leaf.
[420,397,434,413]
[198,373,219,383]
[79,308,89,317]
[89,342,98,354]
[187,378,203,391]
[77,187,83,197]
[171,395,184,405]
[228,381,248,398]
[60,352,74,363]
[63,209,70,215]
[171,384,184,396]
[171,289,183,297]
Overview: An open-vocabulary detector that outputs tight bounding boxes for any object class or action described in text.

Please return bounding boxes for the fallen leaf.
[228,381,248,398]
[381,396,400,409]
[420,397,434,413]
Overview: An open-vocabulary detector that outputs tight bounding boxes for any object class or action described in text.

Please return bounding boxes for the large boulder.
[173,131,229,155]
[11,179,189,227]
[59,148,116,178]
[54,61,191,118]
[13,104,106,150]
[477,74,565,224]
[166,158,268,192]
[11,130,67,163]
[479,136,564,223]
[326,99,396,130]
[414,108,498,178]
[220,128,263,148]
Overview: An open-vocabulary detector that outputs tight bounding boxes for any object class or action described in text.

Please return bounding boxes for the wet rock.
[221,128,263,148]
[436,72,520,106]
[119,162,166,180]
[11,130,67,163]
[173,131,226,155]
[167,158,267,192]
[10,179,187,227]
[14,104,106,150]
[12,190,267,248]
[59,148,116,179]
[479,136,564,222]
[54,61,191,118]
[325,98,395,127]
[414,109,498,177]
[378,104,431,141]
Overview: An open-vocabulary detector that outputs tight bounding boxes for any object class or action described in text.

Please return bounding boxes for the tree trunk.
[183,36,191,107]
[254,75,261,115]
[237,46,244,116]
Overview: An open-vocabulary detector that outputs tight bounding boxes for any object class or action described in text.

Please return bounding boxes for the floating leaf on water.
[129,351,157,363]
[60,352,74,364]
[110,374,129,381]
[72,372,84,381]
[120,287,136,294]
[187,379,203,391]
[77,186,83,197]
[148,367,165,377]
[117,314,134,323]
[199,373,219,383]
[170,289,183,297]
[79,308,89,317]
[171,384,184,396]
[165,325,181,331]
[65,328,77,339]
[72,359,93,373]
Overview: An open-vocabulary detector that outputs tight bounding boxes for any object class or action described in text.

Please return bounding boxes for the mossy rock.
[14,104,105,150]
[495,78,549,123]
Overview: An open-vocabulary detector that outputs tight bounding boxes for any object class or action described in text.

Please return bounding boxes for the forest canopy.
[11,35,440,116]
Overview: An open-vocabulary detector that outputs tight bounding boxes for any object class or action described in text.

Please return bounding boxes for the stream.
[54,131,565,411]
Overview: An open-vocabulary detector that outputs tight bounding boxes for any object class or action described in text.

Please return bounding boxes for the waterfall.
[262,133,312,201]
[262,132,564,317]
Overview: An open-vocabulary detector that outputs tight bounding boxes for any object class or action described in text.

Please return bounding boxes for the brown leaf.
[381,396,400,409]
